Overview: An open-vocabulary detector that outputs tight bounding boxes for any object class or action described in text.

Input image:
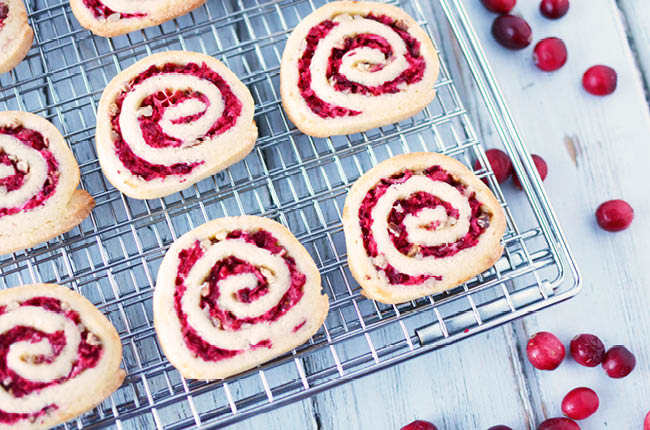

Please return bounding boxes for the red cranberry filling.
[359,165,491,285]
[251,339,272,350]
[202,256,271,329]
[292,321,306,332]
[0,406,56,426]
[0,297,103,424]
[388,191,485,257]
[328,34,393,89]
[298,14,425,118]
[174,229,306,361]
[138,90,211,149]
[0,153,25,192]
[111,62,242,181]
[0,3,8,27]
[0,126,59,219]
[81,0,145,19]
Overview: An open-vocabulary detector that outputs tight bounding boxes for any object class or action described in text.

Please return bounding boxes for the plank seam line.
[615,0,650,105]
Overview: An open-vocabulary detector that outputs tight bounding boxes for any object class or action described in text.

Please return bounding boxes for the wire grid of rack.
[0,0,580,428]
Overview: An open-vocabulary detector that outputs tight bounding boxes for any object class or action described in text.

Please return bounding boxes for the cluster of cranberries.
[400,332,637,430]
[479,1,635,231]
[524,331,637,428]
[476,1,635,231]
[481,0,617,95]
[525,331,637,378]
[474,148,547,190]
[475,148,634,232]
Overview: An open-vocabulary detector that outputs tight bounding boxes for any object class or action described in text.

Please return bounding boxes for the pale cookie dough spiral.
[154,216,329,380]
[96,51,258,199]
[0,0,33,74]
[0,112,94,256]
[69,0,207,37]
[370,176,474,278]
[0,284,124,430]
[280,1,439,137]
[342,152,507,304]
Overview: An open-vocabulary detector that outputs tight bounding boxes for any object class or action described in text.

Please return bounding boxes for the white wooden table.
[230,1,650,428]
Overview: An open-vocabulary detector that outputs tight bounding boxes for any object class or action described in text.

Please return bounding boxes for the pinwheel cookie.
[70,0,206,37]
[342,152,506,304]
[0,0,33,74]
[154,216,329,380]
[0,283,125,429]
[96,51,258,199]
[0,112,94,255]
[280,1,439,137]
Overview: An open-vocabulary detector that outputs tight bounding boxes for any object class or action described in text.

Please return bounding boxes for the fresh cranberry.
[582,65,617,96]
[533,38,567,72]
[526,331,565,370]
[475,149,513,184]
[401,420,438,430]
[644,410,650,430]
[561,387,599,420]
[488,426,513,430]
[602,345,636,378]
[514,154,547,189]
[480,0,516,13]
[595,200,634,232]
[570,334,605,367]
[491,15,533,50]
[537,418,580,430]
[540,0,570,19]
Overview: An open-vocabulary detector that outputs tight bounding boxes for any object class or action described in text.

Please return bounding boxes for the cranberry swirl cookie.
[0,112,94,255]
[280,1,439,137]
[154,216,329,380]
[0,0,33,74]
[0,283,125,429]
[342,152,506,304]
[70,0,206,37]
[96,51,258,199]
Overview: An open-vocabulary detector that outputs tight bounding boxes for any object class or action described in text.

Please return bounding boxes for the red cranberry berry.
[526,331,565,370]
[488,426,513,430]
[582,65,617,96]
[475,149,513,184]
[602,345,636,378]
[595,200,634,232]
[491,15,533,50]
[533,38,567,72]
[401,420,438,430]
[561,387,599,420]
[480,0,516,13]
[537,418,580,430]
[540,0,570,19]
[570,334,605,367]
[514,154,547,189]
[644,411,650,430]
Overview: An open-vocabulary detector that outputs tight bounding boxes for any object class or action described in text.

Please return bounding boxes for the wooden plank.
[617,0,650,101]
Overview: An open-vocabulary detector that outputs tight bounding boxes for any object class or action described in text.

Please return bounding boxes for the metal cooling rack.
[0,0,580,428]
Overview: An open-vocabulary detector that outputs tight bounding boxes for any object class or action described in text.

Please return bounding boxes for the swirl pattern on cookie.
[342,152,506,304]
[0,112,94,255]
[96,51,258,199]
[154,216,329,380]
[0,0,33,74]
[70,0,206,37]
[0,283,125,429]
[280,1,439,137]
